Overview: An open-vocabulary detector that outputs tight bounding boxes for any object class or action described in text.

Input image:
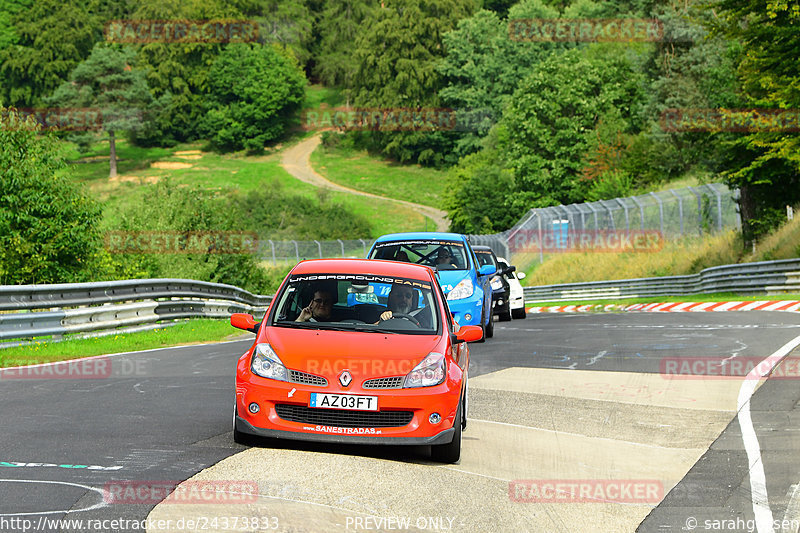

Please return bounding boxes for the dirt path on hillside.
[280,134,449,231]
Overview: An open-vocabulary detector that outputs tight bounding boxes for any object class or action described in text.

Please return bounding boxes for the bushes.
[200,44,306,154]
[100,180,371,294]
[0,108,102,284]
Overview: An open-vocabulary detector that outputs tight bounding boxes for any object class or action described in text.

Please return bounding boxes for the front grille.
[362,376,404,389]
[275,404,413,428]
[288,370,328,387]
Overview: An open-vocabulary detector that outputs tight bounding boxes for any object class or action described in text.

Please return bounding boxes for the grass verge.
[0,319,250,367]
[518,231,744,286]
[310,143,449,208]
[63,137,431,237]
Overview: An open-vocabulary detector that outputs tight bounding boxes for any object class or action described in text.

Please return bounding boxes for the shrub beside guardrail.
[523,258,800,303]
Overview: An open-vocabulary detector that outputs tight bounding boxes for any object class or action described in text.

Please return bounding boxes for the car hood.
[265,327,442,380]
[435,271,471,294]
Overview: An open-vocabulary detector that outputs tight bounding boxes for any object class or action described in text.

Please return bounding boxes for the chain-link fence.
[469,183,739,263]
[255,183,740,264]
[257,238,375,264]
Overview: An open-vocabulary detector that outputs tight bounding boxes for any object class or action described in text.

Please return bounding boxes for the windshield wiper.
[276,322,371,332]
[274,321,321,329]
[349,327,399,334]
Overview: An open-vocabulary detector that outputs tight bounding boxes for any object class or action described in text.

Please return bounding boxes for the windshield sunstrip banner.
[288,274,431,291]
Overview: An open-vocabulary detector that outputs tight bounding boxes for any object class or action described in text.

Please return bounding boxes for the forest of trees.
[2,0,798,286]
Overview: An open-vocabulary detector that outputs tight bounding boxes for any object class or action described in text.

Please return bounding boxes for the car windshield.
[369,239,469,271]
[270,273,440,334]
[474,250,497,268]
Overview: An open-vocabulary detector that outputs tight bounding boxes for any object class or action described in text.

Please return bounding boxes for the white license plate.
[309,393,378,411]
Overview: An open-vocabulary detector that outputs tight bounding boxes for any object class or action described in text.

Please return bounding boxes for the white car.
[497,257,526,319]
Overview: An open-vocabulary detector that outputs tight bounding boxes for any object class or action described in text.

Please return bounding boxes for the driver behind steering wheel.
[379,284,417,323]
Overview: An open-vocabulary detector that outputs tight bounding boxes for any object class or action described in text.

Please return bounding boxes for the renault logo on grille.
[339,370,352,388]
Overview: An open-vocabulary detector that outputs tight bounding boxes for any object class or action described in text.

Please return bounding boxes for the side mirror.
[478,264,496,276]
[231,313,259,333]
[451,325,483,344]
[504,265,517,275]
[517,272,526,280]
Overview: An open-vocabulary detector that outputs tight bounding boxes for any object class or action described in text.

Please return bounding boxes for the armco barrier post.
[669,189,684,235]
[649,192,664,236]
[687,186,703,235]
[630,195,645,230]
[707,183,723,231]
[616,197,630,230]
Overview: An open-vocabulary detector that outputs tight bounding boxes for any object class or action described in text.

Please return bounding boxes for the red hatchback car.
[230,258,481,462]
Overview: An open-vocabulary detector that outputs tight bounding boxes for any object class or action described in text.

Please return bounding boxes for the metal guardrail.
[523,259,800,303]
[3,259,798,342]
[0,279,272,342]
[0,278,271,311]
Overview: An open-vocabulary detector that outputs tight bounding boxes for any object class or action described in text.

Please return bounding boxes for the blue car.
[367,232,496,340]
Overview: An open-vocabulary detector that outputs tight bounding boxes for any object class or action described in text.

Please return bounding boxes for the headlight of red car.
[403,352,446,388]
[251,343,288,381]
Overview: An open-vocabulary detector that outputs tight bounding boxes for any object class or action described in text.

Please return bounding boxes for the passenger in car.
[296,286,336,322]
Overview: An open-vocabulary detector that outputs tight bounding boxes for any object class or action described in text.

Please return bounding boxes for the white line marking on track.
[439,467,510,483]
[0,462,122,470]
[0,479,107,516]
[780,484,800,533]
[737,334,800,533]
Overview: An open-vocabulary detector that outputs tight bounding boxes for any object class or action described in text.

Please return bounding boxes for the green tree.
[313,0,378,97]
[620,3,745,187]
[445,127,520,233]
[130,0,242,144]
[0,108,102,284]
[0,0,31,53]
[232,0,316,68]
[200,43,306,153]
[348,0,476,166]
[47,45,154,177]
[0,0,100,107]
[702,0,800,242]
[501,46,647,206]
[437,1,562,158]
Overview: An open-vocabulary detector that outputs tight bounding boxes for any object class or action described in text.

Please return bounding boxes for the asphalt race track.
[1,311,799,533]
